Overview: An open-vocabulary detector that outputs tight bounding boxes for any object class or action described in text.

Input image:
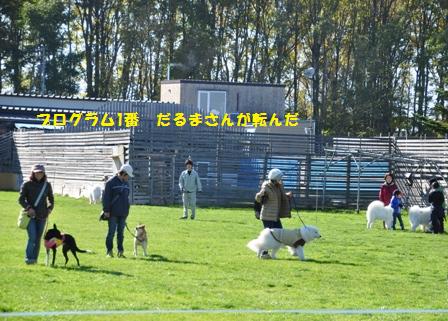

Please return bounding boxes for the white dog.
[88,176,108,204]
[133,225,148,257]
[366,200,393,229]
[247,225,321,261]
[89,185,103,204]
[409,205,432,232]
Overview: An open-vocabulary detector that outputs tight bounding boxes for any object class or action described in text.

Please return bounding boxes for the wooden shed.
[160,79,285,117]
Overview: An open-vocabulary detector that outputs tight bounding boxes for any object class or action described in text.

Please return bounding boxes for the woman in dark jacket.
[18,164,54,264]
[428,181,445,234]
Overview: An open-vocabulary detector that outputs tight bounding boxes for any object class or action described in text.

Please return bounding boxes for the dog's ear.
[53,224,57,229]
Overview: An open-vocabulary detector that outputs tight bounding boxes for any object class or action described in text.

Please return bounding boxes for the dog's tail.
[66,235,92,254]
[74,245,95,254]
[75,247,94,254]
[73,240,92,254]
[247,239,260,253]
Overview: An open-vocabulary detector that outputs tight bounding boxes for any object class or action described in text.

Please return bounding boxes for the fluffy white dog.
[409,205,432,232]
[88,176,108,204]
[366,200,393,229]
[247,225,321,261]
[89,185,103,204]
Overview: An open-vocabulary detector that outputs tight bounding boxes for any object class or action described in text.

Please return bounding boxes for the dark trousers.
[262,220,283,229]
[431,207,445,234]
[392,212,404,230]
[106,216,126,253]
[261,220,282,255]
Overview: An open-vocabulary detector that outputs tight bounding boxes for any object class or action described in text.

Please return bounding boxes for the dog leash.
[125,223,145,242]
[291,194,307,227]
[43,217,49,234]
[268,229,306,248]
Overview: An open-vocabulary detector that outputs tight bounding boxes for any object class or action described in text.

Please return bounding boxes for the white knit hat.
[268,168,283,181]
[119,164,134,177]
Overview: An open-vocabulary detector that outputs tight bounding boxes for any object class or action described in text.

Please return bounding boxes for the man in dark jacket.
[428,181,445,234]
[103,164,133,258]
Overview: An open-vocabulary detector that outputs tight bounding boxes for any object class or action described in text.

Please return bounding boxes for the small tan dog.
[133,224,148,257]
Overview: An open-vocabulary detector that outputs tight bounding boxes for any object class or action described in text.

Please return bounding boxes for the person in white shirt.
[179,159,202,220]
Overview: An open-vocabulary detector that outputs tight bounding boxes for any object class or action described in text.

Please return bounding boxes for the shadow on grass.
[134,254,207,265]
[52,265,133,276]
[197,218,248,225]
[280,258,360,266]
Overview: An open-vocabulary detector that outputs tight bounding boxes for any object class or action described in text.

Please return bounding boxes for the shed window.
[197,90,226,115]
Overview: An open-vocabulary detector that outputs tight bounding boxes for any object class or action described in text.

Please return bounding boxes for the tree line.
[1,0,447,136]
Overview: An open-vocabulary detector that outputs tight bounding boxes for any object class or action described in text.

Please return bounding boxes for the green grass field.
[0,191,447,321]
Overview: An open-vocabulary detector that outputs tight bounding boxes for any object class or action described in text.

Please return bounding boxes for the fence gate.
[148,153,176,205]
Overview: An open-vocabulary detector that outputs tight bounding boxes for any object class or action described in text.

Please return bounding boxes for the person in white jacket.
[179,159,202,219]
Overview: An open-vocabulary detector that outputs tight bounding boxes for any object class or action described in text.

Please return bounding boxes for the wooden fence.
[0,132,17,173]
[12,130,130,198]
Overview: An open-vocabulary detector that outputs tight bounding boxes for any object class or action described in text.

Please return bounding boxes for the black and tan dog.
[44,224,90,266]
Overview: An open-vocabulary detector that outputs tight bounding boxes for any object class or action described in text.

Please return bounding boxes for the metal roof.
[161,79,286,87]
[0,92,154,103]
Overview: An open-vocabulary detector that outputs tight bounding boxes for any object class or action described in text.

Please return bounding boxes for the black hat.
[432,181,440,189]
[428,177,440,184]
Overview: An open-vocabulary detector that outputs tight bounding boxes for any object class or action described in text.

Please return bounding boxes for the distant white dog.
[89,185,103,204]
[88,176,108,204]
[366,200,393,229]
[247,225,321,261]
[409,205,432,232]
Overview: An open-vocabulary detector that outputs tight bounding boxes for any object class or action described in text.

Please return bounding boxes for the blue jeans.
[392,212,404,230]
[26,218,47,263]
[106,216,126,253]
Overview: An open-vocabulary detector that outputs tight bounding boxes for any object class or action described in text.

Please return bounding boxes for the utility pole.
[40,44,46,95]
[167,63,183,80]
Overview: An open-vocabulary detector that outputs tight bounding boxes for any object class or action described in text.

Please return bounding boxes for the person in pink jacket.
[379,172,397,228]
[379,173,397,205]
